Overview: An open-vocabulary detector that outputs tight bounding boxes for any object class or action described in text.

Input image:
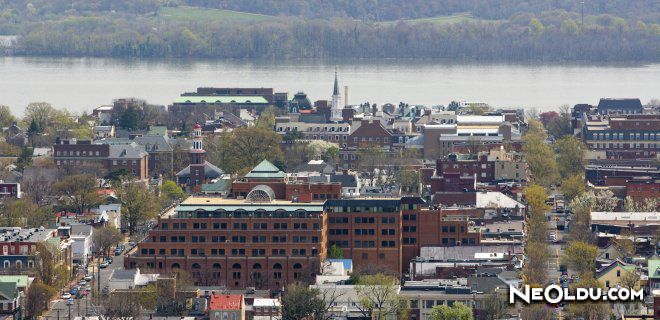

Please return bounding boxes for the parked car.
[69,288,78,295]
[66,298,75,305]
[79,280,87,286]
[99,262,109,268]
[84,275,93,281]
[61,293,72,299]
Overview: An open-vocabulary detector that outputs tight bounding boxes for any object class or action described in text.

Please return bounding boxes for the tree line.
[8,9,659,62]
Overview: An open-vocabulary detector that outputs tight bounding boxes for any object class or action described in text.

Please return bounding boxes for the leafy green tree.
[522,120,559,187]
[254,106,279,130]
[0,105,16,128]
[555,136,586,179]
[53,174,101,214]
[564,241,598,277]
[327,244,344,259]
[115,180,160,235]
[560,174,585,201]
[205,127,284,174]
[281,283,327,320]
[429,302,473,320]
[355,273,408,320]
[161,180,186,202]
[14,147,33,172]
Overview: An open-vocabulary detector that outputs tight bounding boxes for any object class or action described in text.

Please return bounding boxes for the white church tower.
[330,71,342,122]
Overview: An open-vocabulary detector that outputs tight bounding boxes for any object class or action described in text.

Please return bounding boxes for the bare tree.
[104,294,143,320]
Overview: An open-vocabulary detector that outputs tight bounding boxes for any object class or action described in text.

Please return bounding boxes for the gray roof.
[420,245,522,260]
[293,161,334,174]
[70,224,93,236]
[108,143,148,159]
[110,269,136,280]
[330,174,358,188]
[176,161,224,178]
[133,135,172,152]
[467,275,508,294]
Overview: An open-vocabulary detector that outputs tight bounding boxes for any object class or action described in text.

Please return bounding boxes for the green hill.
[155,6,276,23]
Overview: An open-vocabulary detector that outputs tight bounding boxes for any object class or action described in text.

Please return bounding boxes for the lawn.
[378,13,491,26]
[156,6,276,23]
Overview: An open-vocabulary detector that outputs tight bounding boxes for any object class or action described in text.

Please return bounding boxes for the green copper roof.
[0,282,17,300]
[175,96,268,104]
[649,257,660,279]
[0,275,29,288]
[148,126,168,136]
[245,160,286,179]
[201,179,231,193]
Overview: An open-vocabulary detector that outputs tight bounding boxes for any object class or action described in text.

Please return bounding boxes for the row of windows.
[591,132,658,140]
[55,150,101,156]
[161,222,320,230]
[330,206,400,213]
[590,142,657,149]
[277,126,349,132]
[141,247,317,256]
[354,137,389,144]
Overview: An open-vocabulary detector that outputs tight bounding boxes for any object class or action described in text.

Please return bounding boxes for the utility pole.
[581,1,585,27]
[57,309,60,320]
[68,303,72,320]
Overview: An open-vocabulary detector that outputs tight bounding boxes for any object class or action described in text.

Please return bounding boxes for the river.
[1,57,658,115]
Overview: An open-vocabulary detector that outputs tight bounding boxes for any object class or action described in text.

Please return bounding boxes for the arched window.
[253,263,262,269]
[293,263,302,269]
[171,263,181,269]
[2,261,8,269]
[246,185,275,203]
[191,263,201,269]
[232,263,242,269]
[273,263,282,269]
[213,263,222,269]
[15,260,22,269]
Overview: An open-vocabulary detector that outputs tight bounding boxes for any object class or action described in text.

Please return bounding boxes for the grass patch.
[378,13,491,26]
[156,6,276,23]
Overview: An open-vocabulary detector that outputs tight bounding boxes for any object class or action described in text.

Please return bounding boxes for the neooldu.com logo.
[509,285,644,304]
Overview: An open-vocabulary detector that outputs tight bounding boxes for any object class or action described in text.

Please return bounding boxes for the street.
[43,244,127,319]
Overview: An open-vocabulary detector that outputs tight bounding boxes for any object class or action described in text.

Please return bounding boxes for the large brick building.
[125,193,327,290]
[53,139,149,179]
[582,114,659,160]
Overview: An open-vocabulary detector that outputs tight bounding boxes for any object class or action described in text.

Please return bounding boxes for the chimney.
[344,86,348,108]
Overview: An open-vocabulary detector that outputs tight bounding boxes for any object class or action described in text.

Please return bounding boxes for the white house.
[70,225,94,264]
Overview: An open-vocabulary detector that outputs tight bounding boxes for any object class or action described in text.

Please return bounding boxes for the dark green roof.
[245,160,286,179]
[175,96,268,104]
[0,282,17,300]
[201,179,231,193]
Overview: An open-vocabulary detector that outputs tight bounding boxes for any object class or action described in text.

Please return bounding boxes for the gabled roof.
[210,294,243,311]
[596,259,636,279]
[0,282,18,300]
[108,142,148,159]
[245,160,286,179]
[133,135,172,152]
[597,98,643,111]
[147,126,168,137]
[176,161,224,178]
[330,174,358,188]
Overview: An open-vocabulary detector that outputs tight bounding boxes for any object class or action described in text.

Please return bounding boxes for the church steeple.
[333,71,339,96]
[330,70,342,122]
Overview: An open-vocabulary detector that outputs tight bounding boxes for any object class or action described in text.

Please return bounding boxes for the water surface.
[1,57,658,115]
